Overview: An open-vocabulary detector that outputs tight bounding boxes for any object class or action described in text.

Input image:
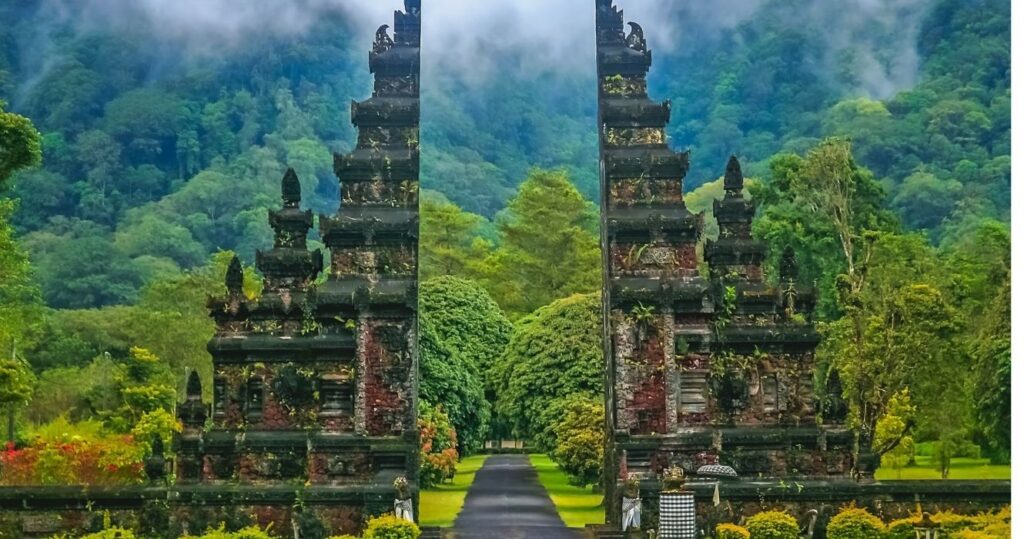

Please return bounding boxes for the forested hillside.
[0,0,1009,310]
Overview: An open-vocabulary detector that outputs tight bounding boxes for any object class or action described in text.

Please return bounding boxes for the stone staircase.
[419,527,446,539]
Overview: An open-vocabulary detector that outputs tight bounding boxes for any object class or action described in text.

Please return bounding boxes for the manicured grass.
[876,455,1010,480]
[529,453,604,528]
[419,455,488,527]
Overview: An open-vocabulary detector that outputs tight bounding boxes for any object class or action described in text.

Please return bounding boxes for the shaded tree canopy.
[493,293,603,444]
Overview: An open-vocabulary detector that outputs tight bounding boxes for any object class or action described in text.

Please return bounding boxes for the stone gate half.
[596,0,867,532]
[174,0,422,534]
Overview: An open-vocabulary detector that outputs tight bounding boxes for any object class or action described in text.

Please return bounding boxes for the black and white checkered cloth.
[659,492,697,538]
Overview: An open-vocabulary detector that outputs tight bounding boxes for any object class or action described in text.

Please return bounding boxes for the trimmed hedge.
[826,507,885,539]
[747,511,800,539]
[717,523,751,539]
[363,515,420,539]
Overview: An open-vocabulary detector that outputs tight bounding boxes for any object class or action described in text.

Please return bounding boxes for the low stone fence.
[602,479,1011,538]
[0,483,407,538]
[0,479,1009,538]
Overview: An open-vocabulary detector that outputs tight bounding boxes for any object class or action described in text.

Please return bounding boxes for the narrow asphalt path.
[452,454,585,539]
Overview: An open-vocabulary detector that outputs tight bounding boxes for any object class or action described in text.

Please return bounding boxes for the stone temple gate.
[0,1,1010,538]
[596,0,858,531]
[593,1,1007,536]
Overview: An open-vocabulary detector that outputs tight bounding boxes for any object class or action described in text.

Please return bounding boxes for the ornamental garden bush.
[885,509,1011,539]
[186,525,277,539]
[716,523,751,539]
[418,405,459,489]
[826,507,885,539]
[79,529,136,539]
[746,511,800,539]
[0,419,146,486]
[363,515,420,539]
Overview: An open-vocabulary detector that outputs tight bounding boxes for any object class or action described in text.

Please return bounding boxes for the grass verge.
[418,454,488,527]
[875,456,1010,480]
[529,453,604,528]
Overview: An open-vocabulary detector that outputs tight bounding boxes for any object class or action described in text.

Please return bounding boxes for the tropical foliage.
[0,0,1010,499]
[492,293,602,446]
[417,405,459,490]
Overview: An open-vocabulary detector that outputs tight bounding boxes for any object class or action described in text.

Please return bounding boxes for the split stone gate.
[0,1,1010,538]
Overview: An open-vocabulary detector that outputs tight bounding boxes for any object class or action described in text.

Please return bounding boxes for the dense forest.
[0,0,1011,487]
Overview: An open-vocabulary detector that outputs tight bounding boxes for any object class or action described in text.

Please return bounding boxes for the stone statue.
[662,466,687,493]
[374,25,395,54]
[225,256,244,296]
[394,476,414,522]
[178,371,207,430]
[622,474,642,531]
[144,436,166,482]
[626,22,647,52]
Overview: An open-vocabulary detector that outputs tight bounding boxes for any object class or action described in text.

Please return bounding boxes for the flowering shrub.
[747,511,799,539]
[130,408,182,450]
[826,507,885,539]
[0,419,145,486]
[183,525,278,538]
[80,528,137,539]
[888,508,1011,539]
[550,394,604,487]
[717,523,751,539]
[363,514,420,539]
[418,405,458,489]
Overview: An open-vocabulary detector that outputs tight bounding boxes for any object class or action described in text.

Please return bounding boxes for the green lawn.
[875,455,1010,480]
[419,455,488,527]
[529,454,604,528]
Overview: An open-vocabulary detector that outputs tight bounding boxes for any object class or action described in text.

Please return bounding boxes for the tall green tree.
[822,233,968,469]
[420,276,512,375]
[420,276,513,445]
[419,192,486,280]
[752,138,896,318]
[970,267,1010,463]
[482,170,601,318]
[0,101,41,183]
[419,318,488,455]
[0,101,42,420]
[493,293,602,446]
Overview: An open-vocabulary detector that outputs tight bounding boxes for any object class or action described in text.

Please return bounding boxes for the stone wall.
[0,485,404,538]
[595,480,1010,538]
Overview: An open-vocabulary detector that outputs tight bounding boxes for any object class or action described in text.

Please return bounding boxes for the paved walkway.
[452,455,585,539]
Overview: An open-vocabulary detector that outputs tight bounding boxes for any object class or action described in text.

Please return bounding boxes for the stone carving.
[145,436,166,482]
[623,474,642,531]
[374,25,394,54]
[661,466,686,493]
[626,22,647,52]
[328,455,355,476]
[598,0,860,531]
[225,255,243,295]
[394,476,414,522]
[178,371,207,430]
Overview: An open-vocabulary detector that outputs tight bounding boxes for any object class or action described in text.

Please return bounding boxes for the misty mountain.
[0,0,1010,308]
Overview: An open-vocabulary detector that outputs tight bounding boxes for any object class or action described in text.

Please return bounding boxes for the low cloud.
[23,0,926,98]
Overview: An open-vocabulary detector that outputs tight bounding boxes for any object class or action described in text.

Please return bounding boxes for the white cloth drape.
[395,498,414,522]
[623,496,642,531]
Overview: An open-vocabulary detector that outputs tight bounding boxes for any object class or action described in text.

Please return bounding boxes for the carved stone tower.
[174,2,420,535]
[596,0,859,532]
